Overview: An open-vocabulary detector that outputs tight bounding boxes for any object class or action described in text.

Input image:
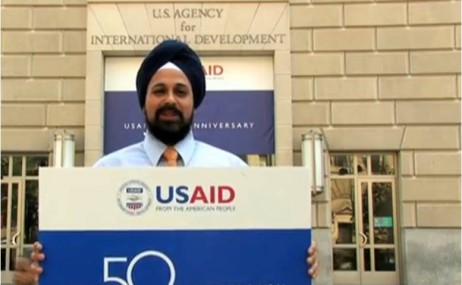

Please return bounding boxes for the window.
[1,154,49,272]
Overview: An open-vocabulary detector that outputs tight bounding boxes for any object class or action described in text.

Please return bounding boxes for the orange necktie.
[163,147,178,167]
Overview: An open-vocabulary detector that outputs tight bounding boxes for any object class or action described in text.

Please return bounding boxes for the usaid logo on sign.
[118,180,152,215]
[154,185,237,213]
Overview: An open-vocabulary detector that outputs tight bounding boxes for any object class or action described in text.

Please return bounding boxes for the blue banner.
[39,229,311,285]
[104,91,275,155]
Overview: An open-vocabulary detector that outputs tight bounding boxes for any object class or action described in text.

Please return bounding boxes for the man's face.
[144,68,194,145]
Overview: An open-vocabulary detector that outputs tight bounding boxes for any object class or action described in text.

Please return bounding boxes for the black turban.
[136,40,206,109]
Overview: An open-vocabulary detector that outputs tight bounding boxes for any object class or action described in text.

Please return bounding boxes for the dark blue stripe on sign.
[38,229,311,285]
[104,90,275,155]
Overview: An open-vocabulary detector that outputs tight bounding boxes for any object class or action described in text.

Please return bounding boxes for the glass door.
[358,179,399,284]
[1,180,24,283]
[331,178,359,284]
[331,154,399,285]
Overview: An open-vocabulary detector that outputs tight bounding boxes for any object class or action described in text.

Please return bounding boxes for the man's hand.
[13,257,35,285]
[306,240,319,279]
[14,242,44,285]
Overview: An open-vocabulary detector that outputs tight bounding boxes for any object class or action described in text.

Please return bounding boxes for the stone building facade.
[1,0,460,284]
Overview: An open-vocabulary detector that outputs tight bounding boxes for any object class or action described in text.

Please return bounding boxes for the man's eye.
[152,89,165,94]
[176,89,187,96]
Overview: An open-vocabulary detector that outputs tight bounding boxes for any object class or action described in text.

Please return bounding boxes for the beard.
[145,104,192,146]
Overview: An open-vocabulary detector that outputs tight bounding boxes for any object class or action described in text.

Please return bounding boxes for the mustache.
[155,105,184,120]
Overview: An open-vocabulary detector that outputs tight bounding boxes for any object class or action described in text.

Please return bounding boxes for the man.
[14,39,319,285]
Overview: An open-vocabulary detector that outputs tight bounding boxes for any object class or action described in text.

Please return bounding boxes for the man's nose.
[165,89,176,102]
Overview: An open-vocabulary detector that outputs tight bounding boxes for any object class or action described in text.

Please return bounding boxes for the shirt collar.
[143,130,196,166]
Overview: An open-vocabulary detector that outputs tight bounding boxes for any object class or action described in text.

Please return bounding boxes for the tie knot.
[163,147,178,166]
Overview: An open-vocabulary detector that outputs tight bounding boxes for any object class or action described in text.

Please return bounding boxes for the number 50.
[103,250,176,285]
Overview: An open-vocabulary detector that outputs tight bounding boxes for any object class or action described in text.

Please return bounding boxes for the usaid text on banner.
[103,57,275,155]
[88,6,288,48]
[117,180,237,216]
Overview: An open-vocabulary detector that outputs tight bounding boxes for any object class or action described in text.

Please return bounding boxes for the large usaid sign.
[104,57,275,156]
[39,168,312,285]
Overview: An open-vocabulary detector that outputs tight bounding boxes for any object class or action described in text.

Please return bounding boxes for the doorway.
[330,154,400,285]
[1,155,44,284]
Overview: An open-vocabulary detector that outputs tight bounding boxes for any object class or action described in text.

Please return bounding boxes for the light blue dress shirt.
[93,131,248,167]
